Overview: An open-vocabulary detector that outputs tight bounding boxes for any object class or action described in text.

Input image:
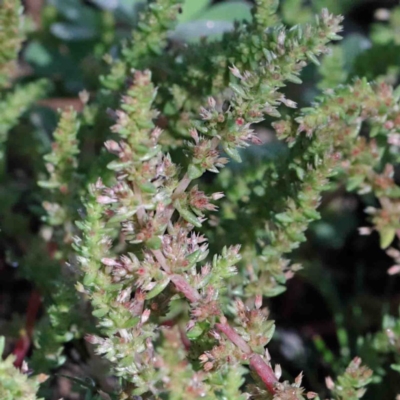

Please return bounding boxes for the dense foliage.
[1,0,400,399]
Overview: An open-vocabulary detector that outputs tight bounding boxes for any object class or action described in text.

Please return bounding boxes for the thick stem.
[249,353,278,394]
[173,173,191,197]
[215,321,251,354]
[216,322,277,395]
[170,274,201,303]
[170,274,277,395]
[151,249,171,274]
[133,183,147,225]
[12,289,41,368]
[164,173,192,224]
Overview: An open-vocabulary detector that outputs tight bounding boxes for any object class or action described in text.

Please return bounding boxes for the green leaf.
[145,236,162,250]
[263,285,287,297]
[187,321,209,340]
[51,23,97,41]
[306,51,320,66]
[379,227,396,249]
[175,202,202,227]
[188,163,204,179]
[222,143,242,162]
[109,208,137,224]
[90,0,118,10]
[390,364,400,373]
[194,1,252,22]
[186,249,201,264]
[92,308,109,319]
[178,0,210,22]
[138,182,157,194]
[121,316,140,329]
[303,208,320,220]
[56,373,96,390]
[107,160,132,171]
[286,73,303,84]
[24,42,52,67]
[263,320,275,341]
[346,175,364,191]
[229,83,247,98]
[275,212,292,224]
[38,180,60,189]
[171,20,234,42]
[146,278,171,299]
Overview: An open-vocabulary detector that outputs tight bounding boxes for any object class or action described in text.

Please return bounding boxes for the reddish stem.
[170,274,278,394]
[12,334,30,368]
[173,174,191,197]
[152,249,171,274]
[179,326,191,351]
[164,174,192,223]
[170,274,200,303]
[26,290,41,337]
[249,353,278,394]
[215,322,251,354]
[24,0,44,27]
[13,290,42,368]
[38,98,84,112]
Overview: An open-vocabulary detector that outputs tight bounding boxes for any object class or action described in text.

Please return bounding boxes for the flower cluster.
[71,2,383,398]
[0,337,45,400]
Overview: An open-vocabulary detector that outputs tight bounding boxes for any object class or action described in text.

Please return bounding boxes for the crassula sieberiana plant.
[0,337,45,400]
[2,0,400,399]
[0,0,48,173]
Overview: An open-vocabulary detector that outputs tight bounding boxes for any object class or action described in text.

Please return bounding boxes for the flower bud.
[97,196,116,204]
[325,376,335,390]
[388,265,400,275]
[141,309,151,324]
[208,97,216,109]
[229,64,242,79]
[274,364,282,380]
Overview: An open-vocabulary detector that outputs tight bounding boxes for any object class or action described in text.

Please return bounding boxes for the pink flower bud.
[97,196,116,204]
[249,135,263,145]
[151,127,163,140]
[384,120,394,130]
[199,354,209,363]
[388,265,400,275]
[79,90,90,104]
[204,361,214,371]
[255,294,263,309]
[104,140,121,153]
[141,309,151,324]
[274,364,282,380]
[353,356,361,366]
[280,96,297,109]
[388,133,400,146]
[101,257,119,266]
[229,64,242,79]
[325,376,335,390]
[386,328,396,344]
[186,320,196,332]
[21,361,29,374]
[277,30,286,46]
[208,97,216,109]
[95,178,105,189]
[211,192,224,200]
[190,128,199,144]
[85,334,101,344]
[295,371,303,386]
